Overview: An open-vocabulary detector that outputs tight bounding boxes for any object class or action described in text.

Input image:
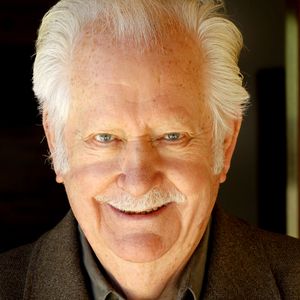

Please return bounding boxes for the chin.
[107,231,171,263]
[96,202,182,263]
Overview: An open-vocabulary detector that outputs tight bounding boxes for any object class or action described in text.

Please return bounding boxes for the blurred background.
[0,0,299,253]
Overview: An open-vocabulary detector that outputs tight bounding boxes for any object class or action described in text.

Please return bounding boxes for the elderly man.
[1,0,300,299]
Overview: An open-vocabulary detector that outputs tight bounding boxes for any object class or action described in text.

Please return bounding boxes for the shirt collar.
[79,220,211,300]
[79,228,125,299]
[176,218,211,300]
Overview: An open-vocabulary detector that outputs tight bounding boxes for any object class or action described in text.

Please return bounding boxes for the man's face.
[56,29,223,265]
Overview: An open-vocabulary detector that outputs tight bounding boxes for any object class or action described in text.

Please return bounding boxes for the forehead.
[71,22,206,83]
[69,24,209,125]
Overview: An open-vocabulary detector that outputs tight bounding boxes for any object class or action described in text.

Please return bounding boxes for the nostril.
[117,173,126,188]
[117,168,152,187]
[116,169,162,196]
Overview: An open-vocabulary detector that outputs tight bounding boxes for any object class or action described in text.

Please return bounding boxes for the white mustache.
[94,187,186,213]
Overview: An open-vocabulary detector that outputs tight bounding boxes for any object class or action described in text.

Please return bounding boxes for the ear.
[219,118,242,183]
[42,112,64,183]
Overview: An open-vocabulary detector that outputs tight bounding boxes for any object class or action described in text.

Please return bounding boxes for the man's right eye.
[94,133,115,143]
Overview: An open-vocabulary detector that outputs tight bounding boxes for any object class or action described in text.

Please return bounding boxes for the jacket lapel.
[23,211,90,300]
[201,205,281,299]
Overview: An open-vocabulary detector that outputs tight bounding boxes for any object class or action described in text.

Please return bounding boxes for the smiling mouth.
[110,204,168,215]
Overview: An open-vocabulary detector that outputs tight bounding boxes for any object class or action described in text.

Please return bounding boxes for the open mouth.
[110,204,168,215]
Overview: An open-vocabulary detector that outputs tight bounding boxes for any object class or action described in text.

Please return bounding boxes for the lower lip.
[107,203,170,220]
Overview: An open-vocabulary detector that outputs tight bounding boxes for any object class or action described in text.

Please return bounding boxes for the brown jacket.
[1,206,300,299]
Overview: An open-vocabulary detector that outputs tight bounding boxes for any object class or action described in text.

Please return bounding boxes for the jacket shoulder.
[204,206,300,299]
[0,243,34,299]
[231,214,300,269]
[0,212,90,299]
[217,207,300,299]
[256,226,300,297]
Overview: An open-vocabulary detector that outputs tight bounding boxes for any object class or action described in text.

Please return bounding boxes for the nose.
[117,139,162,197]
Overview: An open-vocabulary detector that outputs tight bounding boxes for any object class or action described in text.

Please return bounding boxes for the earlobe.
[55,174,64,184]
[219,119,242,183]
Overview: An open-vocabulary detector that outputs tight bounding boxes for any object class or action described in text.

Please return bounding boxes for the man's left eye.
[163,132,182,142]
[94,133,115,143]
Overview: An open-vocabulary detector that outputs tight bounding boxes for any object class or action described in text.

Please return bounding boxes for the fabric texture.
[1,205,300,300]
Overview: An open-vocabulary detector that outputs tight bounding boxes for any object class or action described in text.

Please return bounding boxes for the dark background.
[0,0,69,252]
[0,0,288,252]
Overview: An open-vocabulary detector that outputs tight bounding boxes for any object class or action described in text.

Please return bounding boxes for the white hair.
[33,0,249,174]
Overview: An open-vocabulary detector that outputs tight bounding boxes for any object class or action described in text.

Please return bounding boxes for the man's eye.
[94,133,115,143]
[163,132,182,142]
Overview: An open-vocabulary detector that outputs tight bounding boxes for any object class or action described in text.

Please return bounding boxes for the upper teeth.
[120,205,164,214]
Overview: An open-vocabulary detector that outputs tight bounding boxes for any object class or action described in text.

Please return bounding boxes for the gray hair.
[33,0,249,174]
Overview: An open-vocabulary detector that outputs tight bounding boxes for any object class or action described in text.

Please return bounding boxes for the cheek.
[163,156,214,196]
[164,157,218,227]
[66,159,119,190]
[62,160,120,229]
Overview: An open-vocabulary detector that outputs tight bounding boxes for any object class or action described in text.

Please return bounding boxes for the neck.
[95,248,193,300]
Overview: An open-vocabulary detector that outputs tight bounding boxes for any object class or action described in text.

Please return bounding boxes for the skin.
[44,27,240,300]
